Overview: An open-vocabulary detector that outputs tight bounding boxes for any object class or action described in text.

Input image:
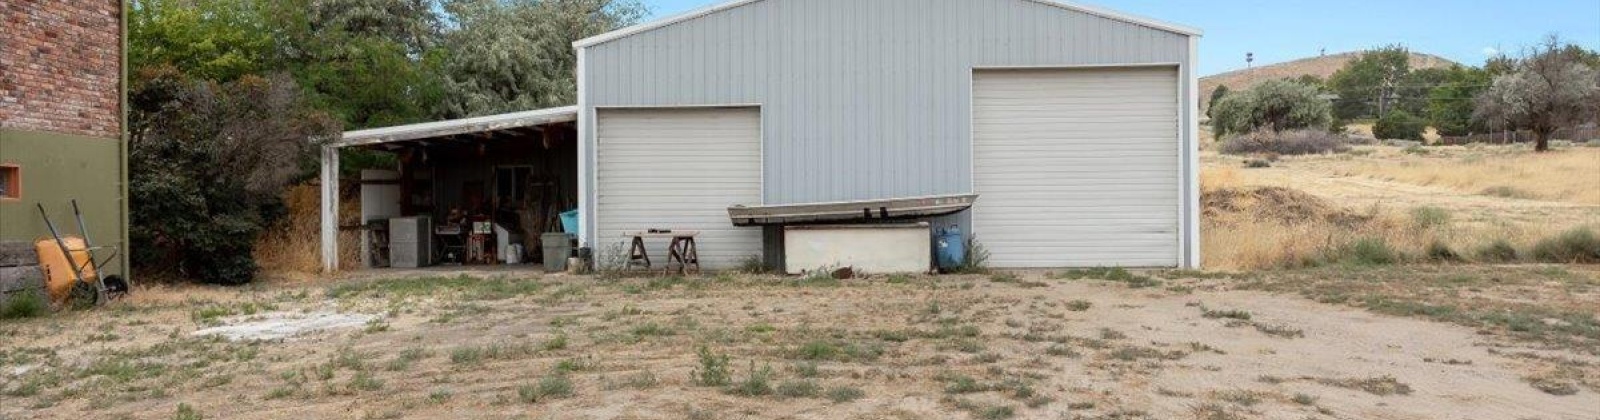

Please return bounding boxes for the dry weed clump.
[253,184,361,278]
[1200,179,1397,269]
[1218,130,1352,156]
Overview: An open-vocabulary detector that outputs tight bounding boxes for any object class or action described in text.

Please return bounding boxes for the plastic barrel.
[936,226,965,271]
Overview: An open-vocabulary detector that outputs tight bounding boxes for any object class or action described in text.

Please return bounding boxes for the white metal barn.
[321,0,1201,272]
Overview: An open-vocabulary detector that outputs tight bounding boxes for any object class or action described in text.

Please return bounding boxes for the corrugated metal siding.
[582,0,1189,208]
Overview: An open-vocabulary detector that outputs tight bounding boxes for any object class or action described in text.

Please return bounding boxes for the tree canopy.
[1473,36,1600,152]
[434,0,647,118]
[1426,66,1492,136]
[125,0,647,283]
[129,0,647,129]
[1327,45,1412,120]
[1209,79,1334,138]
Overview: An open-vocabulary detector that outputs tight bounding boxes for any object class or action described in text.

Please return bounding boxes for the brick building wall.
[0,0,122,139]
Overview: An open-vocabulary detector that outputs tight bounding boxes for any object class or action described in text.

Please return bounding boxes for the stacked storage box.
[0,241,47,308]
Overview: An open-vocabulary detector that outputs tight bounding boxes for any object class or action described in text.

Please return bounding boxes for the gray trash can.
[541,233,575,272]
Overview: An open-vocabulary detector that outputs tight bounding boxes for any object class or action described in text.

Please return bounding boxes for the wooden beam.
[319,146,341,273]
[508,126,543,137]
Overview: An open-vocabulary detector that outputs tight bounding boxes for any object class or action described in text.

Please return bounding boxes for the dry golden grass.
[253,184,361,281]
[1330,146,1600,205]
[1200,166,1591,270]
[1204,168,1382,269]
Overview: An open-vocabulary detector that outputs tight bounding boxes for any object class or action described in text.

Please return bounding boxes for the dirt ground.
[3,267,1598,420]
[6,142,1596,419]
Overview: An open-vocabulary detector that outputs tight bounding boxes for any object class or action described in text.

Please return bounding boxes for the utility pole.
[1246,52,1254,69]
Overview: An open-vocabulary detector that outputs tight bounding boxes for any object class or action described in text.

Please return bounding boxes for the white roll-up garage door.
[595,107,762,270]
[972,67,1180,268]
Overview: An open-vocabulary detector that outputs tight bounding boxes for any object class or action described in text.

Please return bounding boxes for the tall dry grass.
[253,184,361,281]
[1201,166,1590,270]
[1330,146,1600,205]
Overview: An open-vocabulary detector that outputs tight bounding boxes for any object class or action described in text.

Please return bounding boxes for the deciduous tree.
[128,0,280,81]
[434,0,646,118]
[1473,36,1600,152]
[1328,46,1412,119]
[128,68,339,283]
[1426,66,1491,136]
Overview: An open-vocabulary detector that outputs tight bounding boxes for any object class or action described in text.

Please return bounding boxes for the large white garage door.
[596,107,762,270]
[972,67,1180,268]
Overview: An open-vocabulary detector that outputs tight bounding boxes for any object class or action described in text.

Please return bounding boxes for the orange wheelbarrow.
[36,200,127,307]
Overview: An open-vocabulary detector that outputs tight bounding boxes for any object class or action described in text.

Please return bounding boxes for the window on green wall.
[0,165,18,200]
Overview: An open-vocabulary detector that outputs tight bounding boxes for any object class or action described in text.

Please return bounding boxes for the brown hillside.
[1200,51,1458,112]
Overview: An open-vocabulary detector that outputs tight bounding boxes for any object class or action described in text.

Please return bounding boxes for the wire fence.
[1437,127,1600,145]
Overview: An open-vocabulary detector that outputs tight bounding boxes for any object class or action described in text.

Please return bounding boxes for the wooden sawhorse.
[625,230,700,274]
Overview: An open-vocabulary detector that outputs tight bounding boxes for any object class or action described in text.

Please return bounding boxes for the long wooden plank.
[0,265,45,293]
[0,241,37,268]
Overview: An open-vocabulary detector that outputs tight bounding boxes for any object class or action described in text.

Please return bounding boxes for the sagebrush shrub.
[1220,130,1352,156]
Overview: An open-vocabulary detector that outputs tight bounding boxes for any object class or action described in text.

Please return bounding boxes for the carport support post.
[320,145,341,273]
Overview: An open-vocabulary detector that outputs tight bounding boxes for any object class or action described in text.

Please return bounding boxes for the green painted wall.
[0,128,127,277]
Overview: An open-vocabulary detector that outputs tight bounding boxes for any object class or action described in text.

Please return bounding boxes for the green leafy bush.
[128,68,338,284]
[691,346,731,387]
[1374,110,1426,141]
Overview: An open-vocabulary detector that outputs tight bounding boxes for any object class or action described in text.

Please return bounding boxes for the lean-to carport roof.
[329,105,579,148]
[573,0,1201,49]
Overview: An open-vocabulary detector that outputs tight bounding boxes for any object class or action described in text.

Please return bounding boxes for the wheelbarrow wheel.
[102,275,129,301]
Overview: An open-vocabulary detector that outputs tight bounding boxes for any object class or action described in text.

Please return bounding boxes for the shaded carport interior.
[319,106,579,272]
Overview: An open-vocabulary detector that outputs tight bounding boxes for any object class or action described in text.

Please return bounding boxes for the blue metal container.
[936,226,965,271]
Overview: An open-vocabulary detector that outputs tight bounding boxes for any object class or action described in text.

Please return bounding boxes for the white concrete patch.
[192,311,377,342]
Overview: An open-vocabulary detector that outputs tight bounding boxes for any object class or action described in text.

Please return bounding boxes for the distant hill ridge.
[1200,51,1459,111]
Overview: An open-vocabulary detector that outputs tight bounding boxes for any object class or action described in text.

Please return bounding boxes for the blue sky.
[638,0,1600,76]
